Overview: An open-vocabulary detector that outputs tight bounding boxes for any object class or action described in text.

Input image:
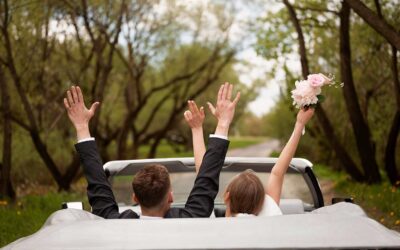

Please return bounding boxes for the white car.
[4,158,400,249]
[105,157,323,216]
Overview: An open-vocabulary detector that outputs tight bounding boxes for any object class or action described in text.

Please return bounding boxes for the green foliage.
[0,0,259,190]
[236,112,265,136]
[229,137,266,149]
[255,8,294,60]
[0,192,88,247]
[314,165,400,231]
[262,95,295,140]
[253,0,400,177]
[168,57,257,146]
[138,140,192,158]
[269,151,280,158]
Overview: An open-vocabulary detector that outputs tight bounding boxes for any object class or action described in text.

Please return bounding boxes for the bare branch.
[344,0,400,50]
[293,5,339,15]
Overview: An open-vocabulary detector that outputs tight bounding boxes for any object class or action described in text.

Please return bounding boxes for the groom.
[64,83,240,218]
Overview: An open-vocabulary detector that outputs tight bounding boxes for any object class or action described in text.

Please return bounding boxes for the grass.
[313,165,400,231]
[229,137,267,149]
[0,192,88,247]
[138,142,191,158]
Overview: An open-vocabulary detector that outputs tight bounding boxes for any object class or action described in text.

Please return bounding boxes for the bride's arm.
[184,100,206,173]
[266,108,314,205]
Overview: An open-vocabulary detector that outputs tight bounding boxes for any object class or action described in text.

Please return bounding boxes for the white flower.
[291,80,321,108]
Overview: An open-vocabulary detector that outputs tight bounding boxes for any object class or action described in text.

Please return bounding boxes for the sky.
[229,0,283,116]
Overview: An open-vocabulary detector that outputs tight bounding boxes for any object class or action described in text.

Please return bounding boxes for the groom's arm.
[64,86,137,219]
[164,133,229,219]
[174,134,229,218]
[166,83,240,218]
[75,139,137,219]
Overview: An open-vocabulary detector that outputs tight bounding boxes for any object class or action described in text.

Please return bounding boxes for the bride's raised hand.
[184,100,205,130]
[296,107,315,126]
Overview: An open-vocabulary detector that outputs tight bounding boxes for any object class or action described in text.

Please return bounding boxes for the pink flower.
[307,73,331,87]
[291,80,321,108]
[291,73,337,109]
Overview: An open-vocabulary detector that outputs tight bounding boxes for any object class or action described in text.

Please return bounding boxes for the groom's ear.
[132,194,139,205]
[167,191,174,204]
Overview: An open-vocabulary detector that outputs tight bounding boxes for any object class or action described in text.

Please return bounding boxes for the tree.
[344,0,400,50]
[0,65,15,200]
[93,2,238,159]
[0,0,241,191]
[0,0,103,191]
[282,0,365,181]
[385,44,400,186]
[115,44,236,159]
[373,0,400,186]
[339,1,381,183]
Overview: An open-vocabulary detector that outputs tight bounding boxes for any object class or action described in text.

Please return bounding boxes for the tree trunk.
[130,142,139,159]
[117,112,135,159]
[315,106,364,181]
[0,65,16,200]
[384,46,400,186]
[344,0,400,50]
[62,154,81,187]
[283,0,365,181]
[389,46,400,110]
[385,111,400,186]
[148,137,162,159]
[282,0,310,78]
[29,132,70,190]
[339,1,381,183]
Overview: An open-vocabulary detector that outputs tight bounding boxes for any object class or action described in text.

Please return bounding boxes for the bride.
[184,93,314,217]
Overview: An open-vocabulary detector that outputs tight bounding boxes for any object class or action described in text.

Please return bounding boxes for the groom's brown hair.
[132,164,171,208]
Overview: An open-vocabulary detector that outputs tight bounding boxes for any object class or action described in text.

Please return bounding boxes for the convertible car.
[106,157,324,216]
[3,157,400,249]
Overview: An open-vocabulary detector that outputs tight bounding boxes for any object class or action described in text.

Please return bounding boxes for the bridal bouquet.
[291,73,341,109]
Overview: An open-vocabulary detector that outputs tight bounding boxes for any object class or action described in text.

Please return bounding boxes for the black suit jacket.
[75,137,229,219]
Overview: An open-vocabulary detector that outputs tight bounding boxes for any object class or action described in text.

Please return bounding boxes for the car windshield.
[112,171,314,206]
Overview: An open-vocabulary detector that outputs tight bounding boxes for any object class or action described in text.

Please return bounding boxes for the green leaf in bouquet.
[317,94,325,103]
[303,103,317,109]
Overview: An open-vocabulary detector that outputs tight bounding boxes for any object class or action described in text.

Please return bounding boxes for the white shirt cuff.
[77,137,95,144]
[209,134,228,140]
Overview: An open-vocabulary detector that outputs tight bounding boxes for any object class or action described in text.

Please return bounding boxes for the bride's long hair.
[224,169,265,216]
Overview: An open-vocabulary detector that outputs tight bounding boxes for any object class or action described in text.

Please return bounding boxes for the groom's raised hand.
[63,86,100,141]
[207,82,240,137]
